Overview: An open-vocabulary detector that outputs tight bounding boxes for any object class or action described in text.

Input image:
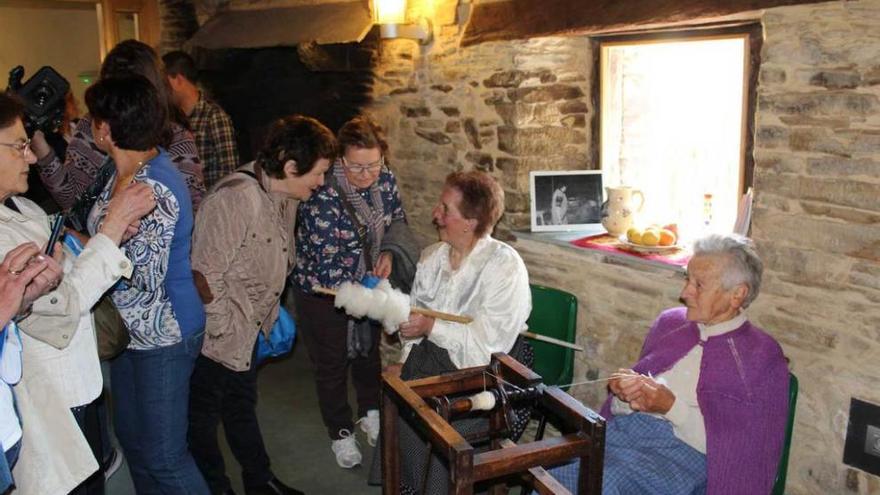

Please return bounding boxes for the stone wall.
[750,2,880,493]
[366,8,593,241]
[366,2,880,493]
[172,0,880,492]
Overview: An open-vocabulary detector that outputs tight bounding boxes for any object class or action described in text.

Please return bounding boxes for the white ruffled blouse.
[402,236,531,369]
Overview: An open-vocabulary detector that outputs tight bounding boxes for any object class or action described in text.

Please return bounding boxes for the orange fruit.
[663,223,679,237]
[659,229,676,246]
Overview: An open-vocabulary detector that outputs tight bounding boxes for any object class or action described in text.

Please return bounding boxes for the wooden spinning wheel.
[381,353,605,494]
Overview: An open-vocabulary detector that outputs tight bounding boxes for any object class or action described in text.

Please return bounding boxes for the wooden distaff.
[314,286,585,352]
[313,286,472,324]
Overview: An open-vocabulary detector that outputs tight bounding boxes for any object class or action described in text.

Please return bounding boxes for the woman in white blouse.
[376,171,532,493]
[0,91,154,493]
[395,170,531,376]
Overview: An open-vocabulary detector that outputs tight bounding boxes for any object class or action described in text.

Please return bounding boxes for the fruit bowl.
[617,235,680,253]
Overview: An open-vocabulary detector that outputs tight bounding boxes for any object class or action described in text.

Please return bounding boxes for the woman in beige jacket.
[190,115,336,495]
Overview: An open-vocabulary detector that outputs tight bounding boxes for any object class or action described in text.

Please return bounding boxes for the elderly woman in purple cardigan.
[547,233,789,495]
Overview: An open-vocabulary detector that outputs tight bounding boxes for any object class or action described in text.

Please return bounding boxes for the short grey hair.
[693,233,763,309]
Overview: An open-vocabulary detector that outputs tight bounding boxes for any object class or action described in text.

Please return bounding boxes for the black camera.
[7,65,70,136]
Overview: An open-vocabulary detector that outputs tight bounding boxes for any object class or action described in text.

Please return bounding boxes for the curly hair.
[445,171,505,237]
[85,76,166,151]
[337,114,388,156]
[256,115,337,179]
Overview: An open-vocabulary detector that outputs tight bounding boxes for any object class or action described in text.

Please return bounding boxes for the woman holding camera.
[32,39,205,220]
[84,76,208,493]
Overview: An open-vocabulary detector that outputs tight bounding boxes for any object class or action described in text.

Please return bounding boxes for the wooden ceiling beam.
[462,0,836,45]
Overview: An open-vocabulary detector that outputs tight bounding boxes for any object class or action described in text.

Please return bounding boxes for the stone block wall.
[365,2,880,493]
[750,2,880,493]
[367,19,593,242]
[172,0,880,492]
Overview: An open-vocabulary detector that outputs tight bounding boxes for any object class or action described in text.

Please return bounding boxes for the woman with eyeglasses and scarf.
[291,115,408,470]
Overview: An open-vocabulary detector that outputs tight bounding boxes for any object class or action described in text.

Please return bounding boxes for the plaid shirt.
[189,93,238,189]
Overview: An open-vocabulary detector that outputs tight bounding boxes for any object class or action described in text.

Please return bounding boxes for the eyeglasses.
[0,138,32,158]
[342,155,384,174]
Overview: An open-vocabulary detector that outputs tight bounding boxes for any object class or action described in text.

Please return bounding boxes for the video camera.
[7,65,70,136]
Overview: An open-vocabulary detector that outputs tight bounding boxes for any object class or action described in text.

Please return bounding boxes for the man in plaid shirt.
[164,51,239,189]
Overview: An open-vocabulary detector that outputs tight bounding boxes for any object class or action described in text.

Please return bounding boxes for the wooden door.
[98,0,160,56]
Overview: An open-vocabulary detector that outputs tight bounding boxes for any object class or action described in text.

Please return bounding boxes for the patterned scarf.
[331,162,388,358]
[331,162,387,281]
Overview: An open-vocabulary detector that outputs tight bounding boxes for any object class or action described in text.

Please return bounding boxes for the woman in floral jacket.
[292,115,406,469]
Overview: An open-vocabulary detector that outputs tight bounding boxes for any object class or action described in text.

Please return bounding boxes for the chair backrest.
[526,284,577,390]
[772,372,799,495]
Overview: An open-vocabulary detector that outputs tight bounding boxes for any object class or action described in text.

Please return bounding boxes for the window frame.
[589,22,763,201]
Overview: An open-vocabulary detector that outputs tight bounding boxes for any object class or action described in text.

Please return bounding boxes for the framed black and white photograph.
[530,170,604,232]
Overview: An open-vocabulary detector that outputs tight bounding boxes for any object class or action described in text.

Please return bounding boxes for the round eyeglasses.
[342,155,384,174]
[0,138,33,158]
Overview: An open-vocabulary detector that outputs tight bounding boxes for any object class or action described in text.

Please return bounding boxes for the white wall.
[0,4,101,106]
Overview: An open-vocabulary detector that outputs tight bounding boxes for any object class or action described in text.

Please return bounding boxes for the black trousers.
[294,289,381,440]
[70,398,105,495]
[188,350,272,494]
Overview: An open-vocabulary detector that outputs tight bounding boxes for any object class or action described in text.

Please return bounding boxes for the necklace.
[136,149,159,168]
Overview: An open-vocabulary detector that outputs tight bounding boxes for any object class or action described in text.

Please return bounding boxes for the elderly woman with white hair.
[546,233,789,495]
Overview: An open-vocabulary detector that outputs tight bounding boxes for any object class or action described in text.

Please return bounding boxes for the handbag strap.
[68,158,115,233]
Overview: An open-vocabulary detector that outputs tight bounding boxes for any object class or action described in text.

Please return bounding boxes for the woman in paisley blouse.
[292,115,407,469]
[85,76,209,493]
[32,39,206,223]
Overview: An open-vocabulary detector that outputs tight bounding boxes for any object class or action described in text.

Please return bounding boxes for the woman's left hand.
[399,313,434,338]
[21,248,64,310]
[375,252,393,279]
[623,375,676,414]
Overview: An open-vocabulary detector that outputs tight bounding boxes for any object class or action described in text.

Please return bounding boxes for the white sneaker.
[331,429,362,468]
[357,409,381,447]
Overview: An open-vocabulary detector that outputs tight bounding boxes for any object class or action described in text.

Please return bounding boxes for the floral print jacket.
[292,166,406,293]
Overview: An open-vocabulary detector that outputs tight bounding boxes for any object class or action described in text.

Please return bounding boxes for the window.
[598,26,759,241]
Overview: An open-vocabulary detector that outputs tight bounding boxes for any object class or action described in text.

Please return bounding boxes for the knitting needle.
[562,371,650,388]
[521,331,584,352]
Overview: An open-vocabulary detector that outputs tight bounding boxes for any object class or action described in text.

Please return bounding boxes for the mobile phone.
[45,214,66,256]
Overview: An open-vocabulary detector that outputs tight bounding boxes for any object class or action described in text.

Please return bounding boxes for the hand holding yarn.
[316,280,474,333]
[333,278,411,334]
[398,313,434,338]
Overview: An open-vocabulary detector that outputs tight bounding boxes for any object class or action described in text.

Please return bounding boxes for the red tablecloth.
[570,234,691,267]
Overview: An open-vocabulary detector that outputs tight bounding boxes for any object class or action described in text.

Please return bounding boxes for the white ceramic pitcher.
[600,186,645,236]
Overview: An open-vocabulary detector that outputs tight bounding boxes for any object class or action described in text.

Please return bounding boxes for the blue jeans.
[111,332,209,494]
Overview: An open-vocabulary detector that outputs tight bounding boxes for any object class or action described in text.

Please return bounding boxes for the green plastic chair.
[772,372,799,495]
[525,284,577,390]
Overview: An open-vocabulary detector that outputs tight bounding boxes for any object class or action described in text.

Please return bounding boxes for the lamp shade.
[373,0,407,24]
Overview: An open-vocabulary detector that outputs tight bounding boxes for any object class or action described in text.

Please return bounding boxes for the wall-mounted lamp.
[372,0,432,44]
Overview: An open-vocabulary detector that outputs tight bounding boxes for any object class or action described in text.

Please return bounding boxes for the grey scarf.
[331,163,387,358]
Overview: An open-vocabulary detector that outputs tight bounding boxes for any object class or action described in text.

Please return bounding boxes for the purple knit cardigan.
[601,307,789,495]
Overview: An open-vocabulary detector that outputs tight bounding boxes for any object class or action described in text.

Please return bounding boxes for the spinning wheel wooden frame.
[381,353,606,495]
